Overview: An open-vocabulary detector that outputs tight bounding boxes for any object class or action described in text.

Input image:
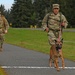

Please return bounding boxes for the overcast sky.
[0,0,14,10]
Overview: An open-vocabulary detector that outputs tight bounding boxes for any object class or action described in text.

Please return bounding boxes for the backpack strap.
[47,12,52,27]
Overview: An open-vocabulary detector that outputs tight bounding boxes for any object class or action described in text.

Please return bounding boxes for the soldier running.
[0,11,9,51]
[42,4,68,71]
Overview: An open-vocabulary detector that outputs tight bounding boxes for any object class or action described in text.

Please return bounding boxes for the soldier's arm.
[2,16,9,33]
[61,15,68,28]
[3,16,9,30]
[42,14,49,31]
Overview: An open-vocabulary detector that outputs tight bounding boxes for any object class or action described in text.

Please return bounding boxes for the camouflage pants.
[48,30,61,45]
[0,29,4,48]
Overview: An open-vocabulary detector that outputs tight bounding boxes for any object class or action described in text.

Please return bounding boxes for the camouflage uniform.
[0,12,9,51]
[42,4,68,45]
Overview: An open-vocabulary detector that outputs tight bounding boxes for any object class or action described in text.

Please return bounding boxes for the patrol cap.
[53,4,59,9]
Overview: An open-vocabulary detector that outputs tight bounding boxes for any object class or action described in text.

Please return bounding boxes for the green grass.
[5,28,75,61]
[0,67,7,75]
[62,31,75,61]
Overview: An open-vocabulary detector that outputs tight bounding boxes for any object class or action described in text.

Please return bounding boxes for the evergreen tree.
[65,0,75,27]
[0,4,10,24]
[11,0,32,27]
[0,4,5,15]
[33,0,50,27]
[4,9,11,23]
[10,0,75,28]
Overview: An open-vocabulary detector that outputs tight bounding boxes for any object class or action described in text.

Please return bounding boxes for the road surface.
[0,44,75,75]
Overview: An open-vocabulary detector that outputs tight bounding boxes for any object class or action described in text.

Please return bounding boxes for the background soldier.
[42,4,68,62]
[0,11,9,51]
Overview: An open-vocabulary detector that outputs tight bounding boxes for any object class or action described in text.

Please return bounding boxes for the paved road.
[0,44,75,75]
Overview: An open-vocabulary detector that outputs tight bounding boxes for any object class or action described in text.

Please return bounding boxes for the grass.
[5,28,75,61]
[0,67,7,75]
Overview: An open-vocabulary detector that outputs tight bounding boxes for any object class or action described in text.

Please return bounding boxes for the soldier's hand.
[5,30,8,34]
[45,28,49,32]
[61,22,65,27]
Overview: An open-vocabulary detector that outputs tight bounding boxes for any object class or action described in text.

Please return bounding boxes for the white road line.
[1,66,75,69]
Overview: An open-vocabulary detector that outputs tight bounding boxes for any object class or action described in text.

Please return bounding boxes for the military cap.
[53,4,59,9]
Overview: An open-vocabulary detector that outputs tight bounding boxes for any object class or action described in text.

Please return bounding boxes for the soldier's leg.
[0,34,4,51]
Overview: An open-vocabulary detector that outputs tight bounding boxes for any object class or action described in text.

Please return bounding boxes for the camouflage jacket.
[42,12,68,31]
[0,15,9,30]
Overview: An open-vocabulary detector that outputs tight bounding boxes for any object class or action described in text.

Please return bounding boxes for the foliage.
[11,0,33,28]
[0,4,5,15]
[33,0,50,27]
[1,0,75,28]
[0,4,11,24]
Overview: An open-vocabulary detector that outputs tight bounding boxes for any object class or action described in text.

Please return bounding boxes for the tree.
[11,0,33,28]
[0,4,5,15]
[65,0,75,27]
[4,9,11,23]
[10,0,75,28]
[0,4,11,24]
[33,0,50,27]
